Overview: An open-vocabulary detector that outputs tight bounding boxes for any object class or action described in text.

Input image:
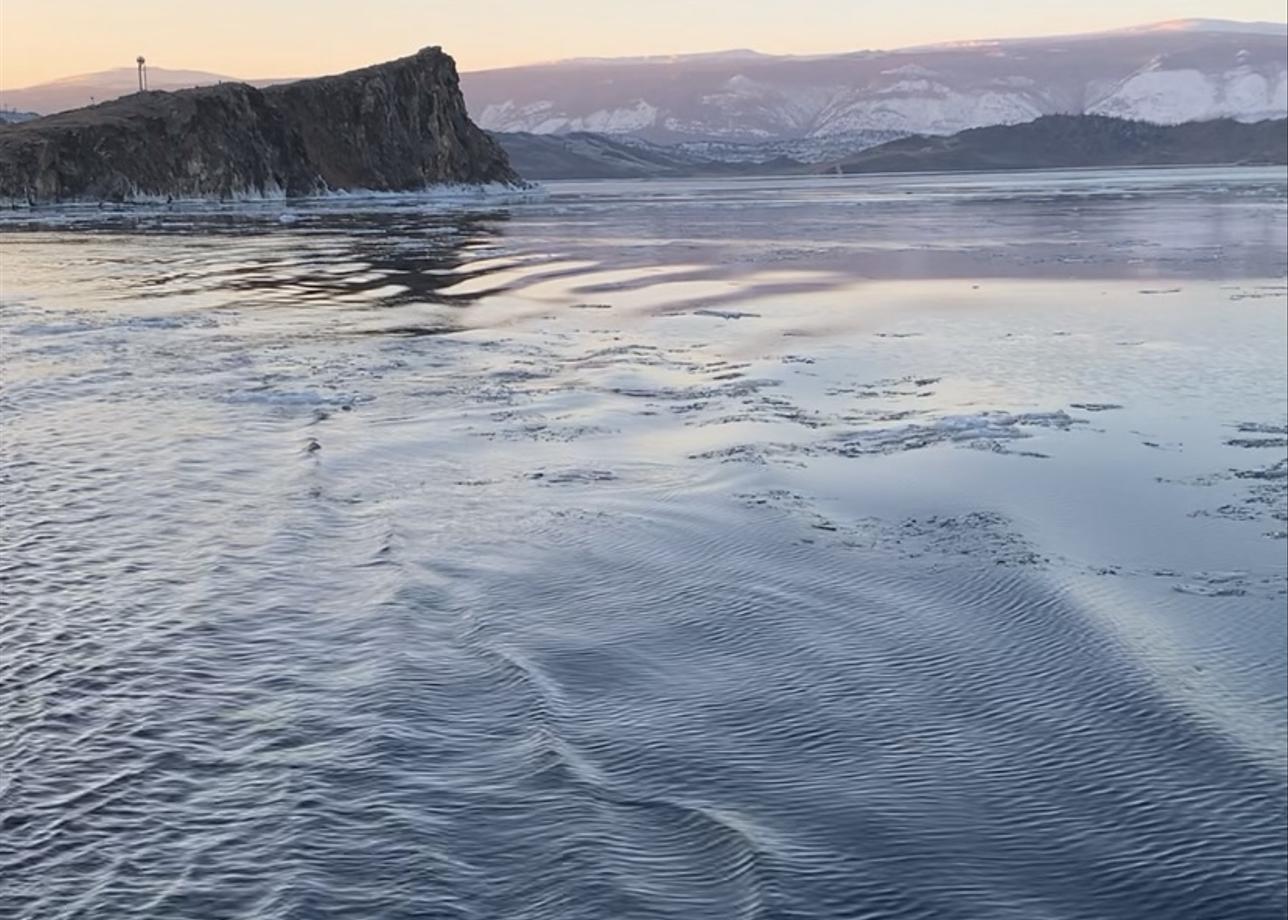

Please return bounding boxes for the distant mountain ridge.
[0,67,293,116]
[1111,19,1286,35]
[826,114,1288,173]
[491,132,729,180]
[463,20,1287,143]
[491,115,1287,180]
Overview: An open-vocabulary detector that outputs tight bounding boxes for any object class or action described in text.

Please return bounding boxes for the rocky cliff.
[0,47,519,205]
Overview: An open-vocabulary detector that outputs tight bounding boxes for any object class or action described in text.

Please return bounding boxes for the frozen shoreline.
[0,180,546,216]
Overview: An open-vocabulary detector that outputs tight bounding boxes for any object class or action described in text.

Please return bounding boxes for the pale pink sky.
[2,0,1284,90]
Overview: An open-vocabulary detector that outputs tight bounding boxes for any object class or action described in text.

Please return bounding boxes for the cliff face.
[265,50,515,190]
[0,47,520,205]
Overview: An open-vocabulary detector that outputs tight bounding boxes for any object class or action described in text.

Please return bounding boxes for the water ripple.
[2,170,1286,919]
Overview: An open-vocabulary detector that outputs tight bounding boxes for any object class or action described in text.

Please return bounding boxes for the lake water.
[2,169,1286,919]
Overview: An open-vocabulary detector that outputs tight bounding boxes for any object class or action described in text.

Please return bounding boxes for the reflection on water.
[2,168,1286,920]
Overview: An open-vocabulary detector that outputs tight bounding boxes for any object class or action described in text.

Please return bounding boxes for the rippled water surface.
[3,169,1287,919]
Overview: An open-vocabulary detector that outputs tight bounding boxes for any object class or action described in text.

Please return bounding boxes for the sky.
[2,0,1285,90]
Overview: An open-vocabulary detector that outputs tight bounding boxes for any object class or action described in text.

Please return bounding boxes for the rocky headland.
[0,47,520,205]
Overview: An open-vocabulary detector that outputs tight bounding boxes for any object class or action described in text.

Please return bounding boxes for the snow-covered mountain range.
[462,20,1288,143]
[3,19,1284,152]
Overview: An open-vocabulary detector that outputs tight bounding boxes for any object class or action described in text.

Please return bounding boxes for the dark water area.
[2,169,1286,919]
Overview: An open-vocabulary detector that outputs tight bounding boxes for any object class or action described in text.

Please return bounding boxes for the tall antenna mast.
[137,56,147,92]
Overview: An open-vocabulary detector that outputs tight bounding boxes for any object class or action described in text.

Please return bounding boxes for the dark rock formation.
[0,47,519,205]
[824,115,1288,174]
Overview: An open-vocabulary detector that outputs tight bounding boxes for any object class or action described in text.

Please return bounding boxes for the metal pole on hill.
[137,56,147,92]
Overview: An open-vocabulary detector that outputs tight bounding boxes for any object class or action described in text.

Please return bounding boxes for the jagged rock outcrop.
[0,47,520,205]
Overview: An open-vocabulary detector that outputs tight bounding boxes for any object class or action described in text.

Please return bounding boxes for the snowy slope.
[1088,61,1288,123]
[462,20,1288,143]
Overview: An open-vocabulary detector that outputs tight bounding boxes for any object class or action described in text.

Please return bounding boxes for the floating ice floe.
[825,410,1081,457]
